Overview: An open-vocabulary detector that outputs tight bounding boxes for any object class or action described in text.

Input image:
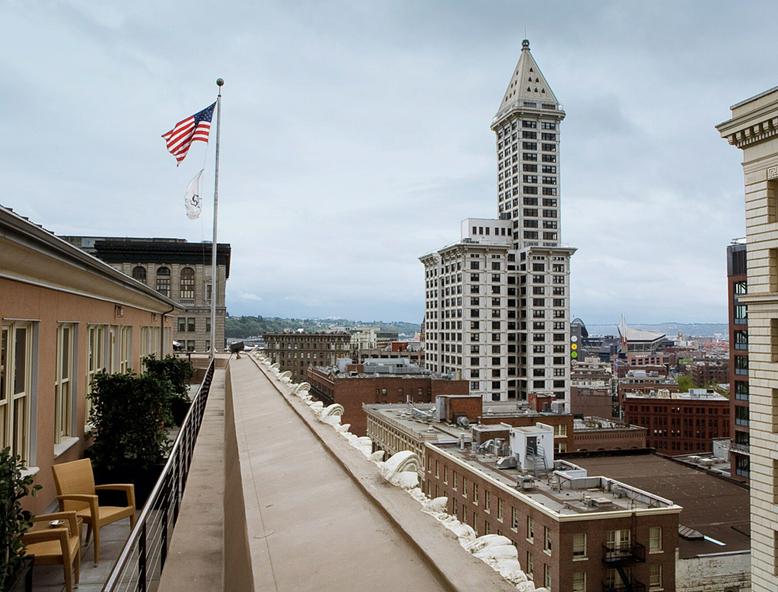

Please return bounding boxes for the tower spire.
[495,39,558,120]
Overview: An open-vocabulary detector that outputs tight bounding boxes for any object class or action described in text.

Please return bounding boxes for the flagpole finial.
[216,78,224,87]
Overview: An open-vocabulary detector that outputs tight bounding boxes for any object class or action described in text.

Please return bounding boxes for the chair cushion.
[25,534,79,564]
[77,504,134,525]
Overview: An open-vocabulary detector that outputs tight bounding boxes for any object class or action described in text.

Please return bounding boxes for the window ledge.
[21,466,40,478]
[649,550,664,554]
[54,436,80,458]
[572,556,588,562]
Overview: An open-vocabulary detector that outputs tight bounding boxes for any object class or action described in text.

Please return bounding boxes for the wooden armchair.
[23,511,81,592]
[52,458,137,564]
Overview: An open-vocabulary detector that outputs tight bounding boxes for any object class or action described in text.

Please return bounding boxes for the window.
[543,563,551,589]
[180,267,195,300]
[177,317,187,332]
[484,490,490,511]
[132,265,147,284]
[120,327,132,372]
[649,527,663,553]
[571,572,585,592]
[187,317,196,332]
[526,552,534,579]
[156,266,171,296]
[649,563,662,589]
[511,507,518,530]
[572,533,587,559]
[86,325,106,424]
[497,498,504,521]
[543,526,552,554]
[1,323,33,461]
[55,324,75,444]
[473,483,478,504]
[527,516,534,541]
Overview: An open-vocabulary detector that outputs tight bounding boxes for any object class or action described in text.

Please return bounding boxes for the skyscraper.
[422,40,576,407]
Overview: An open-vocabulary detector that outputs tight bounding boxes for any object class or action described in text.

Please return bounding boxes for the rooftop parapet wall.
[224,353,520,592]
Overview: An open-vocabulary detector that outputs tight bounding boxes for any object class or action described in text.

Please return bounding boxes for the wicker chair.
[23,511,81,592]
[52,458,137,564]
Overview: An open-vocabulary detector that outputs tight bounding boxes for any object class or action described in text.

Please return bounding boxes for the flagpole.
[210,78,223,359]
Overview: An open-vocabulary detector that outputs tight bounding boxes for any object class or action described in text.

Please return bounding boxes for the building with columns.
[421,40,576,407]
[717,86,778,592]
[62,236,230,353]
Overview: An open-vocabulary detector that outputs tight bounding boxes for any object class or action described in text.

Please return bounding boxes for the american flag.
[161,102,216,165]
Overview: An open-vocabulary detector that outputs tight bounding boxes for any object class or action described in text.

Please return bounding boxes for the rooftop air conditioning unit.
[519,476,536,490]
[611,486,627,499]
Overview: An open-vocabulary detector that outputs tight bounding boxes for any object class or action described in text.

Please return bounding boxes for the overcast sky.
[2,1,776,324]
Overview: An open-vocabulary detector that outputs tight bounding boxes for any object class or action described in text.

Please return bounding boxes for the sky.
[2,0,776,325]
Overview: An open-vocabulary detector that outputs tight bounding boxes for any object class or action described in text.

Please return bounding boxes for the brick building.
[62,236,231,353]
[622,389,730,455]
[423,435,680,592]
[727,241,749,481]
[263,332,350,382]
[568,418,646,452]
[570,386,614,419]
[308,362,469,435]
[689,359,729,387]
[570,452,750,592]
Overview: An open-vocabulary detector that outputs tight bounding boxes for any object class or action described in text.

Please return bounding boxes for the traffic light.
[570,335,578,360]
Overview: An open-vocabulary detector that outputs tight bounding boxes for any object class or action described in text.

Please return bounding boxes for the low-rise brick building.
[689,359,729,387]
[264,332,350,382]
[308,360,469,435]
[423,435,680,592]
[622,389,730,455]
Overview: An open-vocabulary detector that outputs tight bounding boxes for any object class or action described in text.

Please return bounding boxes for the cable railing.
[102,358,215,592]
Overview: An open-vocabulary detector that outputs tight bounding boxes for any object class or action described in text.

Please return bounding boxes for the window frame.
[54,323,76,445]
[1,323,34,463]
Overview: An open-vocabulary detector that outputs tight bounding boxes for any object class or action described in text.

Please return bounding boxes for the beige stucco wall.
[1,276,173,514]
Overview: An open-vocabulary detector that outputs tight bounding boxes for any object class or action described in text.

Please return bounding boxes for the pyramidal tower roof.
[496,39,558,119]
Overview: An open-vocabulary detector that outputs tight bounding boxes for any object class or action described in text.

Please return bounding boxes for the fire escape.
[601,523,646,592]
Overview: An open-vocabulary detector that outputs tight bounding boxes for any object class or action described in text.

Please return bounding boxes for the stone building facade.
[62,236,231,353]
[718,86,778,591]
[263,332,350,382]
[422,40,575,407]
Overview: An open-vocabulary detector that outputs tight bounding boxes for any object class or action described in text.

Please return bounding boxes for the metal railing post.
[138,522,147,592]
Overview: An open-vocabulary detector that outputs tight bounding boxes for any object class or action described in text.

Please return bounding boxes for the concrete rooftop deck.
[156,355,516,591]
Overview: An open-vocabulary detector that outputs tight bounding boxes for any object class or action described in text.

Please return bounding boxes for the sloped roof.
[496,39,558,119]
[618,319,666,343]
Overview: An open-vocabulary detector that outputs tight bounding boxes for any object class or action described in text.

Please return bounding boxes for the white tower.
[422,40,575,408]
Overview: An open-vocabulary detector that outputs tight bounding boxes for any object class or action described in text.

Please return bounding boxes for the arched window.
[132,266,147,284]
[180,267,195,300]
[156,267,171,296]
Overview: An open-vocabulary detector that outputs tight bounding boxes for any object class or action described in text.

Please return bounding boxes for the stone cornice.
[717,102,778,149]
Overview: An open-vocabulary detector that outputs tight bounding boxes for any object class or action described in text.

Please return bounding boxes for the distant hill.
[225,316,420,339]
[585,322,728,338]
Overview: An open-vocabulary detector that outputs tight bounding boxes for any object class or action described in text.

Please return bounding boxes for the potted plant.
[88,371,171,507]
[0,447,40,592]
[143,355,194,426]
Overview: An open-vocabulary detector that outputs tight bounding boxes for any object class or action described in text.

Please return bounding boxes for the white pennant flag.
[184,169,204,219]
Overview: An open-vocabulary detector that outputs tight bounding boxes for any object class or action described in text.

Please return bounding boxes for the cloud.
[1,0,774,324]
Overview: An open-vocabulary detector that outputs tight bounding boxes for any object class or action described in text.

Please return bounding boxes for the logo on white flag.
[184,170,204,219]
